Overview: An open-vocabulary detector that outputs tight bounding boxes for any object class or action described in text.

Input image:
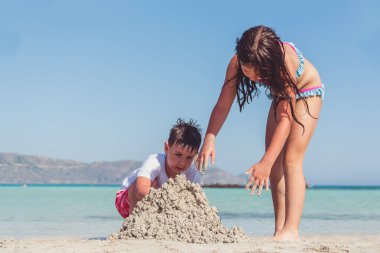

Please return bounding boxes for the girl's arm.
[262,96,294,164]
[245,90,295,195]
[262,45,299,164]
[196,55,238,171]
[246,48,298,195]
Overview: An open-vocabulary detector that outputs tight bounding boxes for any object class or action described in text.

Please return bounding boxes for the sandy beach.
[1,235,379,253]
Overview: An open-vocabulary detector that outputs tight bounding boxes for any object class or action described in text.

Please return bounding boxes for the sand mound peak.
[111,175,250,243]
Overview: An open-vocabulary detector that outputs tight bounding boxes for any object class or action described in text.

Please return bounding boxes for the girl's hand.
[245,160,272,196]
[195,136,216,174]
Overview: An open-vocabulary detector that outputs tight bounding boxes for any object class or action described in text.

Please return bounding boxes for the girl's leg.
[269,154,286,235]
[266,104,286,235]
[274,97,322,241]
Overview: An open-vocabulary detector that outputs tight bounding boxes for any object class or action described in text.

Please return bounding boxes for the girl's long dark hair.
[233,25,312,131]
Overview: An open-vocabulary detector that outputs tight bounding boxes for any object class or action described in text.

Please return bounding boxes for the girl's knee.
[283,153,304,174]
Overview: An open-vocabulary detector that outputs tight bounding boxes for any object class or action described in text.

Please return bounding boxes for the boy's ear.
[164,141,169,154]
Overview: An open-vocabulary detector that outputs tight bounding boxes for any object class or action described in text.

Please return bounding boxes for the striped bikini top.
[255,41,304,87]
[283,41,304,79]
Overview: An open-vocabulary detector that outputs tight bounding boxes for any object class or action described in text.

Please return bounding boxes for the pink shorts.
[115,188,130,218]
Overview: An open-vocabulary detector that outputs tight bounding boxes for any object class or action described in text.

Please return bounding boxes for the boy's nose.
[178,159,187,168]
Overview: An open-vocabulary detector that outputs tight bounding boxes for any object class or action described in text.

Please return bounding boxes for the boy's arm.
[135,154,161,194]
[128,176,155,213]
[129,154,161,212]
[135,177,152,200]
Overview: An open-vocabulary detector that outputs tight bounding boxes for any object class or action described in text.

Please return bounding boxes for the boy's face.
[164,142,198,176]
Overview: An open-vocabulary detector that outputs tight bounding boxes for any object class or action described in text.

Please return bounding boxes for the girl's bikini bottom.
[296,84,325,101]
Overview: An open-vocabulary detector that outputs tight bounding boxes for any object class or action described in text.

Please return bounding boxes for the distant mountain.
[0,153,248,186]
[201,167,249,186]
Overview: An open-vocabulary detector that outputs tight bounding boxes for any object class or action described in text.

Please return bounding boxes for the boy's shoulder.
[146,153,165,161]
[134,153,166,180]
[143,153,166,168]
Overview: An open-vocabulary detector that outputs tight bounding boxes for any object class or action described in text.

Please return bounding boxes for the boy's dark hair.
[168,118,202,152]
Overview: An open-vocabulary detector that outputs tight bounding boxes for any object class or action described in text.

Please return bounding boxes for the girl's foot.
[273,229,282,237]
[273,229,299,241]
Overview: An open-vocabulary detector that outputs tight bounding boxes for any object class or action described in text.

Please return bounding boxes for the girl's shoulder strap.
[283,41,304,79]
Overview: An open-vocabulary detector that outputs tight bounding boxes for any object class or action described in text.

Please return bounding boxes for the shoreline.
[1,234,380,253]
[2,184,380,189]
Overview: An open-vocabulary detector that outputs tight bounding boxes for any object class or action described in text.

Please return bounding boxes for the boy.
[115,118,202,218]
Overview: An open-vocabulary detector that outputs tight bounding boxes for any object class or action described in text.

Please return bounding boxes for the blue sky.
[0,0,379,185]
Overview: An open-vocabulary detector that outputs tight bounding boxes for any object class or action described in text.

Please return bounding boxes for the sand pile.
[111,175,250,243]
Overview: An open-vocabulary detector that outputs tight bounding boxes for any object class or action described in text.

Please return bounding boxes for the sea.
[1,185,379,238]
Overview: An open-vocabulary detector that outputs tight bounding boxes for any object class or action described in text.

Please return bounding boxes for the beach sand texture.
[111,175,249,243]
[3,176,380,252]
[1,235,380,253]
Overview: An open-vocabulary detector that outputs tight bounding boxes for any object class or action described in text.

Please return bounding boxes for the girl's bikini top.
[283,42,304,79]
[255,41,304,87]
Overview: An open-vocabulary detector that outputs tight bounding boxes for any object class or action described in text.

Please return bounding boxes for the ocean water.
[0,185,379,238]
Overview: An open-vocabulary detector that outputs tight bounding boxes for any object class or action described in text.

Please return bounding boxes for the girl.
[196,25,324,241]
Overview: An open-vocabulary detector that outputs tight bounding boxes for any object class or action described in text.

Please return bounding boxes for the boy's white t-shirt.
[122,153,202,189]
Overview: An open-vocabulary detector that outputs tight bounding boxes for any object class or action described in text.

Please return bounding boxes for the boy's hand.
[245,160,272,196]
[195,137,216,174]
[151,178,159,189]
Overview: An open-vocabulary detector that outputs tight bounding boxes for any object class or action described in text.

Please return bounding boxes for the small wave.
[219,212,380,221]
[85,215,120,221]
